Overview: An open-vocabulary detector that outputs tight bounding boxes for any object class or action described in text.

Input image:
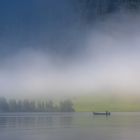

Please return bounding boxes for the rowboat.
[93,112,111,116]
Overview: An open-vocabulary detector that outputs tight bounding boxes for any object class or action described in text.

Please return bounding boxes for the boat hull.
[93,112,111,116]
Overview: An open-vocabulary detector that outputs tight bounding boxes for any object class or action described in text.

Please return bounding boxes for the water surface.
[0,112,140,140]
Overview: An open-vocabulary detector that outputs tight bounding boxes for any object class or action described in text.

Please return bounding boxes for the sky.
[1,0,140,98]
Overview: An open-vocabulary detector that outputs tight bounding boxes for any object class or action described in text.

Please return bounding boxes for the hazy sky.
[1,0,140,98]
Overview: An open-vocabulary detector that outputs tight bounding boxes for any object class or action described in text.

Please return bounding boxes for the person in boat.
[106,111,108,116]
[106,111,111,116]
[92,111,111,116]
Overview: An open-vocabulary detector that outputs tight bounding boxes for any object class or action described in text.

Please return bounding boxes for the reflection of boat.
[93,112,111,116]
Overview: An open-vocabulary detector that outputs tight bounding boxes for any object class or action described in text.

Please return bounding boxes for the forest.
[0,97,75,112]
[77,0,140,21]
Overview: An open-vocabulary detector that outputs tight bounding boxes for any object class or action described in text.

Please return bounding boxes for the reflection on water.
[0,112,140,140]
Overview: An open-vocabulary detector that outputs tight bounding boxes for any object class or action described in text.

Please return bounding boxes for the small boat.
[93,112,111,116]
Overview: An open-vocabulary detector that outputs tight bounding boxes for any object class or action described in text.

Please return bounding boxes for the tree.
[0,97,9,112]
[0,97,75,112]
[46,100,55,112]
[9,99,17,112]
[59,100,75,112]
[76,0,140,22]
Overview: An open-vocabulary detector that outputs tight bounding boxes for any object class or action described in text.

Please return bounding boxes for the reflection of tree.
[0,117,7,129]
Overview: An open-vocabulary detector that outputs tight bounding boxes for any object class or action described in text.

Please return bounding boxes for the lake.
[0,112,140,140]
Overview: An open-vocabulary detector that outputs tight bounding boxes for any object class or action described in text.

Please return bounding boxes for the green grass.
[72,94,140,112]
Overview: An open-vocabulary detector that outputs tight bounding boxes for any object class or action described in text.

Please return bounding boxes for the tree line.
[76,0,140,22]
[0,97,75,112]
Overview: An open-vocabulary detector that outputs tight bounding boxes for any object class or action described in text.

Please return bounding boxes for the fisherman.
[106,111,108,116]
[106,111,111,116]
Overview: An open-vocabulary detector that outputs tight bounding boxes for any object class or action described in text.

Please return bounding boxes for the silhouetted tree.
[76,0,140,22]
[0,97,9,112]
[59,100,75,112]
[0,97,75,112]
[9,99,17,112]
[16,100,22,112]
[46,100,55,112]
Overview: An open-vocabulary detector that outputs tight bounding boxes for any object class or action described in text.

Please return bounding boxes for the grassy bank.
[72,95,140,112]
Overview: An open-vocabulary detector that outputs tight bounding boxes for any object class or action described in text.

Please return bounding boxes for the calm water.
[0,112,140,140]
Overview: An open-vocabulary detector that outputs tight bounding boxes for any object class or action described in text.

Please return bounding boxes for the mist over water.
[1,0,140,98]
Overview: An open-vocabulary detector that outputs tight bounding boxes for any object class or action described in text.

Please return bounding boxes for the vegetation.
[73,94,140,112]
[76,0,140,22]
[0,97,75,112]
[1,94,140,112]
